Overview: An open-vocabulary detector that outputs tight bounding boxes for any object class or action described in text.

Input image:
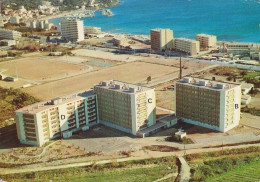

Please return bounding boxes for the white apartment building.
[0,29,22,40]
[94,80,156,135]
[173,38,200,56]
[29,20,52,30]
[195,33,217,49]
[150,28,174,51]
[15,90,98,146]
[60,19,85,42]
[175,77,241,132]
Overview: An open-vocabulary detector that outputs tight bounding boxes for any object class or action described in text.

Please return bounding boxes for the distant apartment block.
[15,90,98,146]
[223,42,260,56]
[0,29,22,40]
[175,77,241,132]
[94,80,156,135]
[84,26,101,35]
[195,33,217,49]
[173,38,200,56]
[29,20,53,30]
[150,28,174,51]
[60,19,84,42]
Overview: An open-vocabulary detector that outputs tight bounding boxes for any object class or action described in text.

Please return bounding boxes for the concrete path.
[156,106,174,114]
[153,172,178,182]
[0,143,259,175]
[178,156,191,182]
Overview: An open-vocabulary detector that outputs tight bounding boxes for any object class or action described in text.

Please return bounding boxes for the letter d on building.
[61,115,65,120]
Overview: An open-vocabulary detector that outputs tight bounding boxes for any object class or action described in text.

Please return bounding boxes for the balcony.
[24,123,35,129]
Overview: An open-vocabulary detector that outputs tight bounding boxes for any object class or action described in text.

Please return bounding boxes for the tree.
[146,76,152,84]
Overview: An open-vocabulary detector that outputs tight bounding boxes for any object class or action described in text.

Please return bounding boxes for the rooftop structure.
[175,77,241,132]
[150,28,174,51]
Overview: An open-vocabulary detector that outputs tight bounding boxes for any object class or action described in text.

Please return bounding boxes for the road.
[61,43,260,71]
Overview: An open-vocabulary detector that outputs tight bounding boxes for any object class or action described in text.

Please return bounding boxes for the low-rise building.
[0,39,16,46]
[84,26,101,35]
[175,77,241,132]
[0,29,22,40]
[223,42,260,56]
[15,90,98,146]
[173,38,200,56]
[195,33,217,49]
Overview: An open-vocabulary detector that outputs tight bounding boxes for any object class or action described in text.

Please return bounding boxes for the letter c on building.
[148,98,152,103]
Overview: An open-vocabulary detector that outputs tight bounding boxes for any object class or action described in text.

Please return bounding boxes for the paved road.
[156,106,174,114]
[61,43,260,71]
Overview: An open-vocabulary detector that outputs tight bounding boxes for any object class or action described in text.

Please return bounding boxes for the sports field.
[24,61,178,100]
[0,58,90,81]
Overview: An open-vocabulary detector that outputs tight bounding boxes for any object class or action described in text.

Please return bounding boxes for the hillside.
[1,0,119,11]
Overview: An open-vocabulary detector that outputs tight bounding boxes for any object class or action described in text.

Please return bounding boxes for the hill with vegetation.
[0,87,38,128]
[1,0,119,11]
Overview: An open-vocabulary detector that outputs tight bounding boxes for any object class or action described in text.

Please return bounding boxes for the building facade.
[60,19,84,42]
[175,77,241,132]
[150,28,174,51]
[0,29,22,40]
[195,34,217,49]
[94,80,156,135]
[173,38,200,56]
[15,90,98,146]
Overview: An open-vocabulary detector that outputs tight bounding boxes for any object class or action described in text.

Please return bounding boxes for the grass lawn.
[1,156,177,182]
[187,146,260,181]
[205,160,260,182]
[0,87,38,128]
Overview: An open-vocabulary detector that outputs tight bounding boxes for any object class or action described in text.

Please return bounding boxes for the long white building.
[175,77,241,132]
[173,38,200,56]
[94,80,156,135]
[60,19,84,42]
[15,90,98,146]
[0,29,22,40]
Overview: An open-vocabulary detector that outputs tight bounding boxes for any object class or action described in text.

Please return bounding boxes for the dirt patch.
[142,145,179,152]
[0,58,88,81]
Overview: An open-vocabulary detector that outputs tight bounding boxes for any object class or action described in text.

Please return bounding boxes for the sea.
[49,0,260,43]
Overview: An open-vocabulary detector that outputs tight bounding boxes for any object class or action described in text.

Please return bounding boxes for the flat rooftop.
[176,77,241,91]
[94,80,153,94]
[150,28,172,32]
[196,33,216,38]
[174,38,198,43]
[16,90,95,114]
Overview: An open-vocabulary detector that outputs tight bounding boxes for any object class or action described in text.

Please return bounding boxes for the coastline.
[46,0,259,43]
[44,1,120,21]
